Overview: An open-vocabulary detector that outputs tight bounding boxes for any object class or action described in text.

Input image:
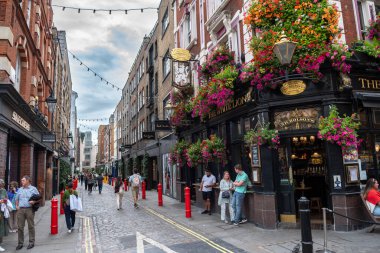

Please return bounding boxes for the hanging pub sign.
[142,131,155,140]
[280,80,306,96]
[155,120,171,131]
[274,108,321,130]
[42,133,56,143]
[171,48,192,89]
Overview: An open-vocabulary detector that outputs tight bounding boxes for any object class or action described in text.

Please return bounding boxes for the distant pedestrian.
[231,164,248,226]
[218,171,234,224]
[80,174,84,186]
[15,175,40,250]
[84,174,88,191]
[97,174,104,194]
[199,168,216,215]
[62,182,78,233]
[0,179,8,252]
[114,177,125,210]
[129,169,142,208]
[73,176,78,190]
[7,181,18,233]
[87,174,94,194]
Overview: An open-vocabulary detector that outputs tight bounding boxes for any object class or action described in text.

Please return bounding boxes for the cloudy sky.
[53,0,159,142]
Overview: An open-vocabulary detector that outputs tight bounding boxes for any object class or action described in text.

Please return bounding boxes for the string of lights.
[52,4,158,14]
[78,118,109,122]
[69,51,123,91]
[78,123,98,132]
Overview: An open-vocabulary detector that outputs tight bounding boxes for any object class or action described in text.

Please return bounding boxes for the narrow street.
[77,184,246,253]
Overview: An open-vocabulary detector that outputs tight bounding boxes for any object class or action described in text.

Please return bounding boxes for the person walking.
[129,169,142,208]
[218,171,234,224]
[15,175,40,250]
[84,174,88,191]
[0,179,8,252]
[231,164,248,226]
[199,168,216,215]
[80,174,84,186]
[114,177,125,210]
[87,174,94,194]
[7,181,18,233]
[62,182,78,233]
[97,174,104,194]
[73,176,78,191]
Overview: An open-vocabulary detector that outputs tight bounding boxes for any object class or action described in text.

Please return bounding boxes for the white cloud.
[53,0,158,141]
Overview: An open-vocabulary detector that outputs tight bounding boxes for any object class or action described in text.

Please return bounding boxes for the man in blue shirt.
[231,164,248,226]
[15,175,40,250]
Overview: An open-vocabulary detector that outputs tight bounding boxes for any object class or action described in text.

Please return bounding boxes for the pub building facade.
[175,56,380,231]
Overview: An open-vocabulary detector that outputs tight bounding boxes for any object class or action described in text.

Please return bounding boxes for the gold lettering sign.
[280,80,306,96]
[171,48,192,62]
[274,108,321,131]
[358,78,380,90]
[12,111,30,131]
[208,92,252,119]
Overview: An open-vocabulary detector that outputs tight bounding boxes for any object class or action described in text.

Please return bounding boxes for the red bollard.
[185,186,191,218]
[158,183,163,206]
[51,198,58,235]
[142,180,146,200]
[60,190,64,215]
[124,179,128,191]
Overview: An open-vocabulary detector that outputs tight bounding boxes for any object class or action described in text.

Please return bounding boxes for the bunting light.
[69,51,122,91]
[78,118,109,122]
[52,4,158,14]
[78,123,98,132]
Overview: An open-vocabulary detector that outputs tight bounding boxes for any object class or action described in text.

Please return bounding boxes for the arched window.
[14,52,21,92]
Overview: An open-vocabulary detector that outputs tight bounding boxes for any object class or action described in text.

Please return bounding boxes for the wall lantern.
[273,32,297,66]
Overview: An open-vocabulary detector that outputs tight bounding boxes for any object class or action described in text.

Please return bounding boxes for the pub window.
[162,50,170,78]
[359,108,369,128]
[358,133,375,176]
[373,110,380,128]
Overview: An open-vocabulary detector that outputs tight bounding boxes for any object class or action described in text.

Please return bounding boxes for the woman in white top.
[218,171,235,224]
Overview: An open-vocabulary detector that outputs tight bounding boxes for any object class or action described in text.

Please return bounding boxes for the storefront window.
[358,134,375,176]
[358,108,369,128]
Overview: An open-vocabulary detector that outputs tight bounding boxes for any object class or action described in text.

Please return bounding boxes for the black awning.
[354,92,380,108]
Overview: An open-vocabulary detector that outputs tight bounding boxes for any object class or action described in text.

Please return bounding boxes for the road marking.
[136,232,178,253]
[146,208,234,253]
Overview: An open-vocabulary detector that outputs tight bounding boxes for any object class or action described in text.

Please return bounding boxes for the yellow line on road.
[146,208,234,253]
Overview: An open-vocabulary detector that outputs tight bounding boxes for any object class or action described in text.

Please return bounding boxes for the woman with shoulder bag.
[115,177,124,210]
[62,182,78,233]
[7,181,18,233]
[218,171,235,224]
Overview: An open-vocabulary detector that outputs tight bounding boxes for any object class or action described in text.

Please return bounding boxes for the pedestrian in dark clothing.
[87,174,94,194]
[97,174,104,194]
[84,174,88,191]
[62,182,78,233]
[80,174,84,186]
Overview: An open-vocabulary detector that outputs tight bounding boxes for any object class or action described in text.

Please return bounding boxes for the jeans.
[231,192,245,223]
[98,184,103,194]
[374,206,380,216]
[64,205,76,230]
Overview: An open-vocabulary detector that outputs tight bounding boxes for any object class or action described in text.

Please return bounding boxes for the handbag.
[70,195,83,212]
[221,191,230,199]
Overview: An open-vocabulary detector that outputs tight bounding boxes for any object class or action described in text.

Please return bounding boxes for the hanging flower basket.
[169,140,189,166]
[317,105,361,156]
[244,123,280,149]
[185,140,202,167]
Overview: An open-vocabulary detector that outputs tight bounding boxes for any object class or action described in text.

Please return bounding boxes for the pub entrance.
[277,134,331,226]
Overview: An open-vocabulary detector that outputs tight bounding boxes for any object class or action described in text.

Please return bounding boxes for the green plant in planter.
[354,15,380,59]
[244,123,280,149]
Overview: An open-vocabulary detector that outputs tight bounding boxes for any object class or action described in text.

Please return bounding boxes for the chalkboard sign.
[251,144,261,167]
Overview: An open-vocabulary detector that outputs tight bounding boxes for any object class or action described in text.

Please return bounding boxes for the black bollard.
[298,197,313,253]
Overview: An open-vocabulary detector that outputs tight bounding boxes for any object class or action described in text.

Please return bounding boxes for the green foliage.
[142,154,150,178]
[244,123,280,149]
[59,159,71,191]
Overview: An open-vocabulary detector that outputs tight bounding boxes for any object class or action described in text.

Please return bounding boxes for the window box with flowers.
[317,105,361,161]
[241,0,352,91]
[354,15,380,61]
[244,123,280,149]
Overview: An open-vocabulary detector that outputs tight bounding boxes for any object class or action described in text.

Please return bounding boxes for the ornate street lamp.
[164,100,177,120]
[45,90,57,113]
[273,32,297,66]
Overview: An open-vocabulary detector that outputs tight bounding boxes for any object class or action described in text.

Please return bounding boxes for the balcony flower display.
[244,124,280,149]
[242,0,352,90]
[169,140,189,166]
[355,15,380,59]
[318,105,361,156]
[199,46,235,82]
[191,65,238,119]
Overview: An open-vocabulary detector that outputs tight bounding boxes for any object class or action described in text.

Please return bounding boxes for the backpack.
[132,175,140,187]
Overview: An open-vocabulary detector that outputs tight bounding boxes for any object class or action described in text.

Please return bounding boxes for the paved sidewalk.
[2,195,80,253]
[136,189,380,253]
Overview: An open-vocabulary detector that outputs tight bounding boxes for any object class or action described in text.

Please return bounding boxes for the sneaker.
[208,211,212,215]
[0,246,5,252]
[239,218,248,224]
[224,220,229,224]
[201,210,208,214]
[68,229,72,233]
[232,222,239,226]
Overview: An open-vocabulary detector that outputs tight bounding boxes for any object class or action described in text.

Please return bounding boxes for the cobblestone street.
[78,184,246,253]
